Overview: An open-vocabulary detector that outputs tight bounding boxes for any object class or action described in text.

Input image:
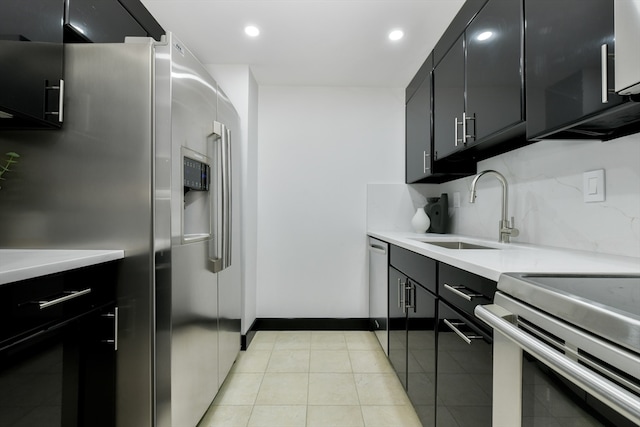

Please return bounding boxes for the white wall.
[256,86,405,318]
[438,134,640,258]
[206,64,259,334]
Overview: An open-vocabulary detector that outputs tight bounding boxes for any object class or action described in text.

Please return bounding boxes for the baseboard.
[241,318,370,350]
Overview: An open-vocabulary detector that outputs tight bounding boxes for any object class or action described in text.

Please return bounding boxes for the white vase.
[411,208,430,233]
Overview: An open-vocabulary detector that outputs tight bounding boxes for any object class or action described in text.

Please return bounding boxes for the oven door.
[477,299,640,427]
[0,306,116,427]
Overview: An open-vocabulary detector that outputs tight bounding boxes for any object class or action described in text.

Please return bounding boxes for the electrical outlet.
[583,169,605,203]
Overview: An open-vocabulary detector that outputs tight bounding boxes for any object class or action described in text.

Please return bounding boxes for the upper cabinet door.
[433,35,465,161]
[406,72,432,183]
[525,0,624,139]
[65,0,147,43]
[0,0,64,129]
[466,0,523,144]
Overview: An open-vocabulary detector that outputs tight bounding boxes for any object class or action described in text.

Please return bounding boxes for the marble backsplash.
[367,133,640,258]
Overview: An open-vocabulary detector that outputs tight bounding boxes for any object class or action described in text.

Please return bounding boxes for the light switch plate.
[583,169,605,203]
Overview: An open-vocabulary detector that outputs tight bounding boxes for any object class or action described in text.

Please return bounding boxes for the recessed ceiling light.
[245,25,260,37]
[388,30,404,41]
[476,31,493,41]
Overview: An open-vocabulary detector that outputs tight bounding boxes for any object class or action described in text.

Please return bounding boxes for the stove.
[475,273,640,427]
[496,273,640,353]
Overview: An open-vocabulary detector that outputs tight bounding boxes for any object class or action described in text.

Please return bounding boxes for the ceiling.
[139,0,465,87]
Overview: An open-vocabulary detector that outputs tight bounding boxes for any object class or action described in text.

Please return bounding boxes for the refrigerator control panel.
[183,156,210,191]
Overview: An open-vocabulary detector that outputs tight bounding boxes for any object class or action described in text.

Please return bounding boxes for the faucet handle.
[509,217,519,238]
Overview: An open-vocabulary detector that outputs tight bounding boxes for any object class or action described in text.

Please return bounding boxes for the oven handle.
[475,304,640,426]
[36,288,92,309]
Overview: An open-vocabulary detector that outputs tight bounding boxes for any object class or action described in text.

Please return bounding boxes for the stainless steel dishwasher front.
[368,237,389,355]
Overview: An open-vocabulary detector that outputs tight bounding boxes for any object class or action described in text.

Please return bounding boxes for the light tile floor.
[198,331,422,427]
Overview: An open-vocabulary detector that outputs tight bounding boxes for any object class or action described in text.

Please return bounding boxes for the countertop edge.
[368,231,640,282]
[0,249,125,285]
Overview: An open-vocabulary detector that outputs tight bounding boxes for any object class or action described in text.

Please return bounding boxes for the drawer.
[390,245,437,293]
[0,262,118,346]
[438,262,496,318]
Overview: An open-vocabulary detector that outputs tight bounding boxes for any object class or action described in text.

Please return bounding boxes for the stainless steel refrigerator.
[0,33,241,427]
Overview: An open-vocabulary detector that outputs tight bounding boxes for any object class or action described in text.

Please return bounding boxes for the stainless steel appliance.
[476,274,640,427]
[0,33,241,427]
[368,237,388,355]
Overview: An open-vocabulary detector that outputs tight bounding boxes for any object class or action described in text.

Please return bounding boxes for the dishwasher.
[368,237,389,355]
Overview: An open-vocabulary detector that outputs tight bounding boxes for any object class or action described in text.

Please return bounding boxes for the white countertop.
[0,249,125,285]
[368,231,640,282]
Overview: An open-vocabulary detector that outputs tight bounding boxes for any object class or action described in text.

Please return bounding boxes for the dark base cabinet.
[436,300,492,427]
[389,246,438,426]
[0,263,119,427]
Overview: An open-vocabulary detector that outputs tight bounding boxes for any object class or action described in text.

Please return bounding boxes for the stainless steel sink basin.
[408,238,499,250]
[426,241,497,250]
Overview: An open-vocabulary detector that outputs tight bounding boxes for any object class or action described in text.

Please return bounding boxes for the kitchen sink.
[408,238,499,250]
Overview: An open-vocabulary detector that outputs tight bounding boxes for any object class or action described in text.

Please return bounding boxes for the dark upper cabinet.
[466,0,524,145]
[406,53,475,184]
[406,55,433,183]
[433,35,465,160]
[65,0,164,43]
[0,0,65,129]
[65,0,147,43]
[525,0,640,141]
[434,0,525,162]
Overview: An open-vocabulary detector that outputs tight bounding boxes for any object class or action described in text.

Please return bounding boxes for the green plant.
[0,152,20,189]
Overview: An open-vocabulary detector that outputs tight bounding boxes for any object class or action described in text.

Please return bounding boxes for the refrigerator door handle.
[221,124,232,269]
[209,121,231,273]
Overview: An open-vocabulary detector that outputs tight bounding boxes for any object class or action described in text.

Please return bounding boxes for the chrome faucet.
[469,170,519,243]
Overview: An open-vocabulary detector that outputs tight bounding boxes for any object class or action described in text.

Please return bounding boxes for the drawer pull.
[444,283,483,301]
[443,318,484,345]
[36,288,92,309]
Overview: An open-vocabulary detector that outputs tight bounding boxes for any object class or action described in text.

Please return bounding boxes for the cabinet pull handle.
[464,112,475,141]
[102,307,119,351]
[45,79,64,122]
[444,283,483,301]
[36,288,92,309]
[454,117,461,146]
[601,44,609,104]
[423,151,431,173]
[443,318,484,345]
[398,278,404,310]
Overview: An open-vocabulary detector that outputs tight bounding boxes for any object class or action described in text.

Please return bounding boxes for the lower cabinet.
[389,246,438,426]
[436,300,493,427]
[386,244,496,426]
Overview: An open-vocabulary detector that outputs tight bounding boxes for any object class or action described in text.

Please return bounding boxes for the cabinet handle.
[423,151,431,173]
[36,288,92,309]
[464,112,475,141]
[405,282,416,311]
[45,79,64,122]
[444,283,484,301]
[601,44,609,104]
[443,318,484,345]
[454,117,461,146]
[398,278,404,310]
[102,307,119,351]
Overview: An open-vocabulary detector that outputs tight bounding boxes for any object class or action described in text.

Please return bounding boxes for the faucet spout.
[469,170,518,243]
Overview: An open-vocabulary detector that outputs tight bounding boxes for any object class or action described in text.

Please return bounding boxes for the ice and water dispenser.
[181,147,211,242]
